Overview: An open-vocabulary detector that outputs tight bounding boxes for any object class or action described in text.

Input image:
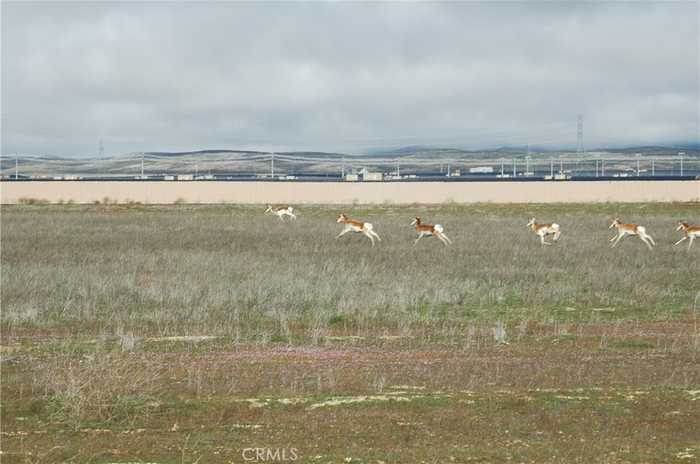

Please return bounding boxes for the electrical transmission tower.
[576,114,584,156]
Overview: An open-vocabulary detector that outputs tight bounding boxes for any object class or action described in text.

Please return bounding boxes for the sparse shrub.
[492,320,507,344]
[17,197,48,205]
[116,328,140,352]
[372,374,386,393]
[328,314,345,326]
[36,353,163,428]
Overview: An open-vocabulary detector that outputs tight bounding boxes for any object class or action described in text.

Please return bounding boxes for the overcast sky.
[2,1,698,157]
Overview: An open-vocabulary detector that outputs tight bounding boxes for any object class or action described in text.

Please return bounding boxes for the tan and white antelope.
[411,217,452,246]
[336,213,381,246]
[608,218,655,250]
[674,221,700,250]
[526,218,561,246]
[265,205,297,220]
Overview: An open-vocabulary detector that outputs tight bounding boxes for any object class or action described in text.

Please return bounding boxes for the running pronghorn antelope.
[526,218,561,246]
[265,205,297,220]
[608,218,656,250]
[336,213,381,246]
[674,221,700,250]
[411,217,452,246]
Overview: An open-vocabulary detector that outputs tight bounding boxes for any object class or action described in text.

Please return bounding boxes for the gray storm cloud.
[1,1,698,157]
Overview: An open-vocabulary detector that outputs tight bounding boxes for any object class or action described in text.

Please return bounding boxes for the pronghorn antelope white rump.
[674,221,700,250]
[526,218,561,246]
[411,217,452,246]
[265,205,297,220]
[608,218,656,250]
[336,213,381,246]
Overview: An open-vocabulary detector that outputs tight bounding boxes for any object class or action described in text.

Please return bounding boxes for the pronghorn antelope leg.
[552,230,561,242]
[688,236,694,250]
[363,230,375,246]
[289,213,297,220]
[539,234,551,246]
[414,233,424,245]
[610,233,624,247]
[371,230,381,241]
[440,232,452,245]
[336,228,351,239]
[609,235,617,242]
[674,236,687,246]
[638,235,653,250]
[437,234,450,246]
[645,233,656,247]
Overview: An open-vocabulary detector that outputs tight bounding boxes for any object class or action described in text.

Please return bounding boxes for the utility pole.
[576,114,584,156]
[271,152,275,178]
[15,156,18,180]
[500,161,504,177]
[651,159,655,176]
[550,159,554,177]
[341,156,345,178]
[141,153,144,179]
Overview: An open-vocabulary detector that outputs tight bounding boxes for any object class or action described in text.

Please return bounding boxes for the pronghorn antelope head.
[609,218,622,229]
[410,217,421,226]
[265,205,274,214]
[526,217,536,228]
[337,213,348,223]
[677,221,690,231]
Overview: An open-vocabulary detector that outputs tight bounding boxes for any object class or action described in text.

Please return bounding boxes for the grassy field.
[2,203,699,463]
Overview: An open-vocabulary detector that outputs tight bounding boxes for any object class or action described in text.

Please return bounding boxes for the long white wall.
[1,180,698,204]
